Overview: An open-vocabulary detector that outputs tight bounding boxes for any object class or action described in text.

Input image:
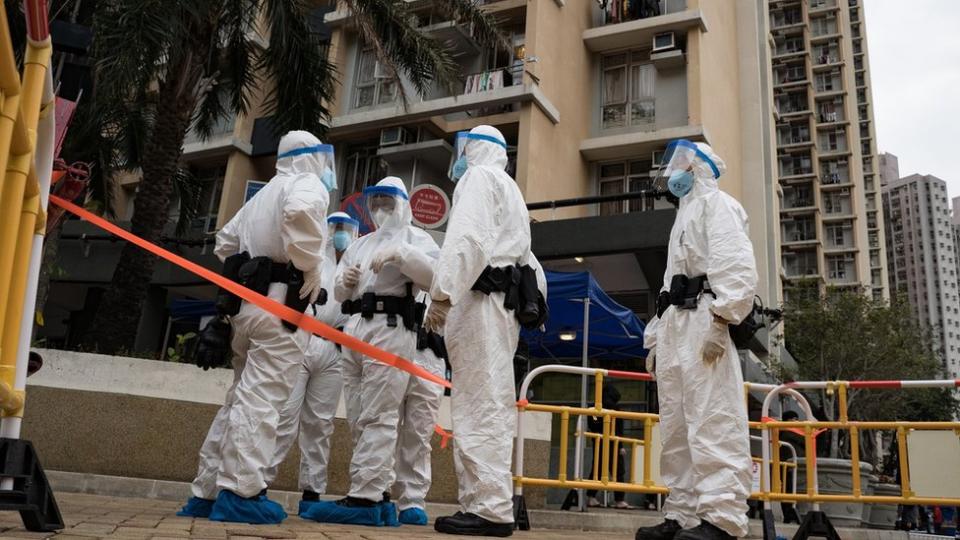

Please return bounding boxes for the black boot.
[675,521,735,540]
[636,519,682,540]
[435,511,514,537]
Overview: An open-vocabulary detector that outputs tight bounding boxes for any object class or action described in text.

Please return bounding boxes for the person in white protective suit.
[262,212,359,515]
[392,292,447,526]
[301,176,440,527]
[636,140,757,540]
[177,131,336,525]
[425,125,545,538]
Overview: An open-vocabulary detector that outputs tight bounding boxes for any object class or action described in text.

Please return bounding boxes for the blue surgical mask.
[667,170,695,198]
[333,230,351,252]
[320,169,336,191]
[451,156,468,182]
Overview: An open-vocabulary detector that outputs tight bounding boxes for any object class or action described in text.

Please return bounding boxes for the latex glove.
[370,248,401,273]
[424,298,451,333]
[342,264,361,290]
[645,348,656,378]
[701,315,729,365]
[299,267,324,304]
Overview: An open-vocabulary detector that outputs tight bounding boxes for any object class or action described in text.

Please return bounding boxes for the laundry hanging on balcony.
[463,69,506,94]
[600,0,661,25]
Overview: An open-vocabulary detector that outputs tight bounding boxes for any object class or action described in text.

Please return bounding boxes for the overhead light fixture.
[558,329,577,342]
[574,256,584,263]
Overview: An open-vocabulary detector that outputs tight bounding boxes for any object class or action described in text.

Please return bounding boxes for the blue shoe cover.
[301,500,383,526]
[208,490,287,524]
[380,501,400,527]
[399,507,428,526]
[298,499,321,516]
[177,497,214,518]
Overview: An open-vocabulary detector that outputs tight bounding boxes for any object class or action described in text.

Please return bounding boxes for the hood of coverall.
[369,176,412,232]
[464,125,509,171]
[276,130,334,183]
[681,142,728,205]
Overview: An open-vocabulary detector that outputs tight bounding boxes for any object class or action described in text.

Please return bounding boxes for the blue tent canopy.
[169,298,217,320]
[522,271,648,361]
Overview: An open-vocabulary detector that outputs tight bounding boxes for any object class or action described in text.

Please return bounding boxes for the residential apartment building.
[883,171,960,379]
[46,1,785,373]
[769,0,887,301]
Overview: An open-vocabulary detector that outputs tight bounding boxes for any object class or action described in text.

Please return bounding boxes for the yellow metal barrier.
[0,1,52,419]
[513,365,960,514]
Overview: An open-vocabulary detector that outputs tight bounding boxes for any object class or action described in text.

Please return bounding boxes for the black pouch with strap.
[472,264,548,330]
[341,284,417,330]
[215,252,250,317]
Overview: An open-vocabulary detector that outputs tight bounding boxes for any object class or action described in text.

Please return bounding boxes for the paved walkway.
[0,493,635,539]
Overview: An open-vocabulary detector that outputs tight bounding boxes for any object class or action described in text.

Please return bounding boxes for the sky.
[865,0,960,204]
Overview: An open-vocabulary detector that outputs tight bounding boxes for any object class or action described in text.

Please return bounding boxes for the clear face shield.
[328,214,359,252]
[651,139,720,198]
[363,184,408,229]
[447,130,508,182]
[277,143,338,191]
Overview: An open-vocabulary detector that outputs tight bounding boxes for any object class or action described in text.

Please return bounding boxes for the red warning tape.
[49,195,451,389]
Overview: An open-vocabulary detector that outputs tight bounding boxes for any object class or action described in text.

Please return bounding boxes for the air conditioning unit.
[380,126,412,147]
[652,32,676,52]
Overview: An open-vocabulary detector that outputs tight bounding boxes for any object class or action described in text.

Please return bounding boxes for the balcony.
[583,5,706,53]
[182,114,250,160]
[770,8,804,30]
[596,0,687,26]
[816,109,845,126]
[809,0,839,12]
[580,124,705,162]
[783,252,820,278]
[773,40,806,59]
[820,172,851,188]
[778,130,813,149]
[827,268,857,285]
[812,52,842,71]
[325,0,525,28]
[330,81,559,136]
[810,19,840,41]
[782,228,818,246]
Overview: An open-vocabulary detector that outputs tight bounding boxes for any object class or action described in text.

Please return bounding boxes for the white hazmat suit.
[394,294,446,519]
[642,143,757,538]
[262,228,349,497]
[334,177,440,504]
[430,125,534,527]
[211,130,333,501]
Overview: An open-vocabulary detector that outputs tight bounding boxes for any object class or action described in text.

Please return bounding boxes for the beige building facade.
[51,1,788,362]
[769,0,888,301]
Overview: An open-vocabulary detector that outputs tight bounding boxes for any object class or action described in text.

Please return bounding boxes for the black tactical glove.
[192,317,232,371]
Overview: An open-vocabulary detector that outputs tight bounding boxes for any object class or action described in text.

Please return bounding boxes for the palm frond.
[260,0,336,135]
[348,0,459,99]
[172,167,203,237]
[432,0,511,52]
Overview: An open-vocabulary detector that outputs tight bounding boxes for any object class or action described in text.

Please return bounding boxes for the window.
[188,166,226,234]
[602,51,656,129]
[340,142,388,197]
[598,159,656,215]
[354,49,397,109]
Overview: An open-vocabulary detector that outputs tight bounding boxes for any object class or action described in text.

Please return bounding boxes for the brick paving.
[0,493,633,539]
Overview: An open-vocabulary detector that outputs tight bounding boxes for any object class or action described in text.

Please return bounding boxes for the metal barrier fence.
[0,1,63,531]
[513,364,960,537]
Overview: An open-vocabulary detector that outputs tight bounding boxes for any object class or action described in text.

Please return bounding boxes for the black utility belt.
[341,290,421,330]
[656,274,712,318]
[215,252,325,332]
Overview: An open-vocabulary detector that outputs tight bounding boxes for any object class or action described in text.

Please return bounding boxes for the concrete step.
[47,470,910,539]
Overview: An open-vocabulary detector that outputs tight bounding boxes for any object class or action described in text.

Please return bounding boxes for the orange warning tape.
[434,424,452,449]
[49,195,451,389]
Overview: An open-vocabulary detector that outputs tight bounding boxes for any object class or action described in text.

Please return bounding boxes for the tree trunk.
[79,65,199,354]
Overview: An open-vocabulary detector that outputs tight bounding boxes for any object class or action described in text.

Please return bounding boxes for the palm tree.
[79,0,505,353]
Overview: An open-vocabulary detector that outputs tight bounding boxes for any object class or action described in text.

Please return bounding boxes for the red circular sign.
[410,184,450,229]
